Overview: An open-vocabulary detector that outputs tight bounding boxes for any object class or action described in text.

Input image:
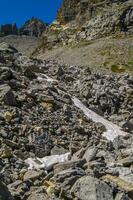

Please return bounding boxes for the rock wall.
[57,0,133,31]
[38,0,133,53]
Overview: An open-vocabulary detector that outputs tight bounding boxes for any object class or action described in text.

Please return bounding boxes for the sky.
[0,0,62,27]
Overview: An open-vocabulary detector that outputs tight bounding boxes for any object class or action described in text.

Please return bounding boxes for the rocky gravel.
[0,42,133,200]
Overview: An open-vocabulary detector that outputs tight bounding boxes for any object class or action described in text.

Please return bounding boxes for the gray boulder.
[0,84,17,106]
[51,168,86,197]
[71,175,113,200]
[0,181,14,200]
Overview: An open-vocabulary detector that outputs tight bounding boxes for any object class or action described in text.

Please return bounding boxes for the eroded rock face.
[57,0,133,33]
[39,0,133,52]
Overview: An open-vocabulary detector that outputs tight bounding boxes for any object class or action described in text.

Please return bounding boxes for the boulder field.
[0,42,133,200]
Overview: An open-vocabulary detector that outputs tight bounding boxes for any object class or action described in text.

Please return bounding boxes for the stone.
[50,168,86,196]
[0,42,18,53]
[24,66,37,79]
[83,146,98,162]
[0,145,12,158]
[0,84,17,106]
[0,27,133,200]
[43,180,55,196]
[71,175,113,200]
[4,139,18,148]
[54,159,86,174]
[102,175,133,199]
[0,129,8,138]
[51,145,68,155]
[0,67,13,80]
[121,120,133,134]
[115,192,132,200]
[4,111,13,122]
[27,193,48,200]
[41,102,53,111]
[23,170,42,181]
[0,181,14,200]
[119,157,133,167]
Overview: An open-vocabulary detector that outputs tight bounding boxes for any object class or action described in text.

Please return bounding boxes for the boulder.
[27,193,47,200]
[23,170,42,181]
[54,159,86,174]
[83,146,98,162]
[50,168,86,197]
[0,84,17,106]
[0,42,18,53]
[0,181,14,200]
[0,67,13,80]
[102,174,133,199]
[71,175,113,200]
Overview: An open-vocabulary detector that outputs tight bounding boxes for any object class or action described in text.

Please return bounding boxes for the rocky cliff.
[37,0,133,52]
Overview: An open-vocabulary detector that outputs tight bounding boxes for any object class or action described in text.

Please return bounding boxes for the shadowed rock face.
[57,0,81,23]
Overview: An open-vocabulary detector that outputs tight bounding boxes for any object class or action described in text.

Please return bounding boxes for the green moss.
[128,61,133,66]
[111,65,126,73]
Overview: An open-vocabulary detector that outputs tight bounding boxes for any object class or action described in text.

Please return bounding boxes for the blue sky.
[0,0,62,27]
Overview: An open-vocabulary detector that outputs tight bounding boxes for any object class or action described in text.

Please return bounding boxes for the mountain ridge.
[0,17,47,37]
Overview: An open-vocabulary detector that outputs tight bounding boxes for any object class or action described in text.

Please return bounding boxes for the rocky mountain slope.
[34,0,133,73]
[0,41,133,200]
[38,36,133,73]
[37,0,133,51]
[0,0,133,200]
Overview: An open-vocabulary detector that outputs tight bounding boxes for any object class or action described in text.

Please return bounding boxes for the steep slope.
[34,0,133,73]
